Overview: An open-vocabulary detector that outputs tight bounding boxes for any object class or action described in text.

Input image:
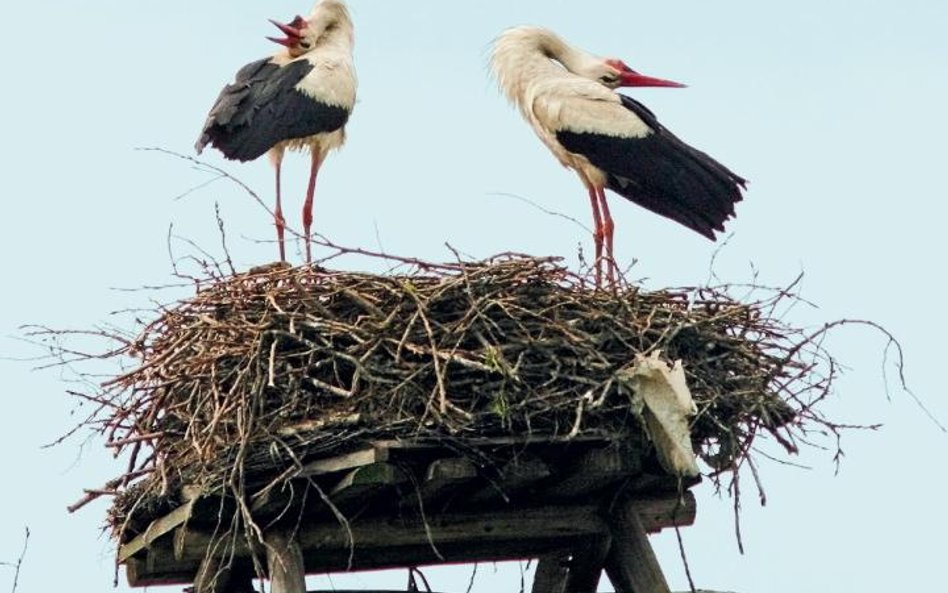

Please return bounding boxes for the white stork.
[491,26,746,285]
[196,0,356,263]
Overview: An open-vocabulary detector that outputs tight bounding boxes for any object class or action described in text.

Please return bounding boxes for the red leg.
[587,186,604,287]
[597,187,615,284]
[273,155,287,262]
[302,152,322,263]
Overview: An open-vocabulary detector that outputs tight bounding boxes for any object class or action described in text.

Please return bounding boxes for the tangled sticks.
[47,254,857,538]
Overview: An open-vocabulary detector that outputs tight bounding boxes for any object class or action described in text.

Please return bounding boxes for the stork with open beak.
[491,27,746,285]
[196,0,356,263]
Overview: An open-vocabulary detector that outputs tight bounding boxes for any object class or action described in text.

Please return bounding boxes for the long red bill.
[267,17,304,47]
[267,36,296,48]
[619,71,687,88]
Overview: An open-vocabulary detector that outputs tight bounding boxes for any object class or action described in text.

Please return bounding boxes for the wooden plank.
[119,499,195,563]
[543,445,642,501]
[299,504,605,555]
[564,536,611,593]
[623,473,701,497]
[399,457,479,512]
[532,553,569,593]
[129,504,605,585]
[265,531,306,593]
[466,456,551,505]
[604,499,673,593]
[252,461,409,519]
[329,462,407,508]
[191,548,221,593]
[126,537,194,587]
[373,434,612,452]
[125,494,693,587]
[636,490,696,535]
[192,555,255,593]
[425,457,479,486]
[299,447,389,477]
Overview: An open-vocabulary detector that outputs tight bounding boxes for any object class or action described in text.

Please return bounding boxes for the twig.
[0,526,29,593]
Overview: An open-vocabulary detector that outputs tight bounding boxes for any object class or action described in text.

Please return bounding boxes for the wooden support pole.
[265,531,306,593]
[192,554,225,593]
[564,536,610,592]
[604,501,671,593]
[533,535,610,593]
[192,554,255,593]
[532,553,569,593]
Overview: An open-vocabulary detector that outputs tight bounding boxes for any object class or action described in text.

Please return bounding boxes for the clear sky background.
[2,1,946,591]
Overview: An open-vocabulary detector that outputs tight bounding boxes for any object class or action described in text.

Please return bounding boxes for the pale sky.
[2,1,947,592]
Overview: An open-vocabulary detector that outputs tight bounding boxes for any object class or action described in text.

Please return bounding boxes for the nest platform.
[121,435,697,592]
[53,254,843,592]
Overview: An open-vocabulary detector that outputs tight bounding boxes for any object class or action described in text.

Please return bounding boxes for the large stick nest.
[54,254,847,540]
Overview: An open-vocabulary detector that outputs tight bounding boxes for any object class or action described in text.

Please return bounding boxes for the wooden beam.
[623,473,701,498]
[373,434,612,452]
[119,500,195,563]
[328,462,407,508]
[604,499,673,593]
[424,457,479,487]
[129,504,604,585]
[564,536,610,593]
[125,537,194,587]
[467,456,551,505]
[399,457,479,512]
[265,531,306,593]
[543,445,642,501]
[192,555,255,593]
[532,553,569,593]
[125,494,693,587]
[636,490,696,535]
[192,549,222,593]
[299,446,389,477]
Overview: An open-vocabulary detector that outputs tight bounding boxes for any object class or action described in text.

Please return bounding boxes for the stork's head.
[267,0,353,58]
[577,57,686,90]
[268,15,309,57]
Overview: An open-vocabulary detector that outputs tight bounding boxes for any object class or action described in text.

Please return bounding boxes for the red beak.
[267,16,306,47]
[619,71,687,88]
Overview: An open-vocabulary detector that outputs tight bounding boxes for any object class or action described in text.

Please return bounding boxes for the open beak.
[618,70,687,88]
[267,16,306,48]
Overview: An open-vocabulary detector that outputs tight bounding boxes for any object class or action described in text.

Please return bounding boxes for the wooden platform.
[119,436,698,592]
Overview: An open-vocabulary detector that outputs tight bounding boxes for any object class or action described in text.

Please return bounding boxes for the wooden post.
[192,555,255,593]
[532,553,569,593]
[564,536,610,592]
[604,502,671,593]
[192,554,225,593]
[265,531,306,593]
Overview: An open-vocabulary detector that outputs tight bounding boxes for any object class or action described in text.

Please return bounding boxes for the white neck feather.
[491,27,593,106]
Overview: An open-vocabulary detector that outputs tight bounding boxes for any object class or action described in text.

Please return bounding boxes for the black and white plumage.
[196,0,356,263]
[491,26,746,285]
[196,59,350,163]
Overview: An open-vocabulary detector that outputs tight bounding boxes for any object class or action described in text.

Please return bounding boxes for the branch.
[0,527,29,593]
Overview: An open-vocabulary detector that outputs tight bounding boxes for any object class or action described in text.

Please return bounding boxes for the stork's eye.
[300,40,313,49]
[599,73,618,84]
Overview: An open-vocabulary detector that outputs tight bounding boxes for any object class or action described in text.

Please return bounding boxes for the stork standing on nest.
[491,27,746,285]
[196,0,356,263]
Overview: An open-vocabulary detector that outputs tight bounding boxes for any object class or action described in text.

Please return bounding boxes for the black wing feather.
[195,59,350,162]
[556,94,746,240]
